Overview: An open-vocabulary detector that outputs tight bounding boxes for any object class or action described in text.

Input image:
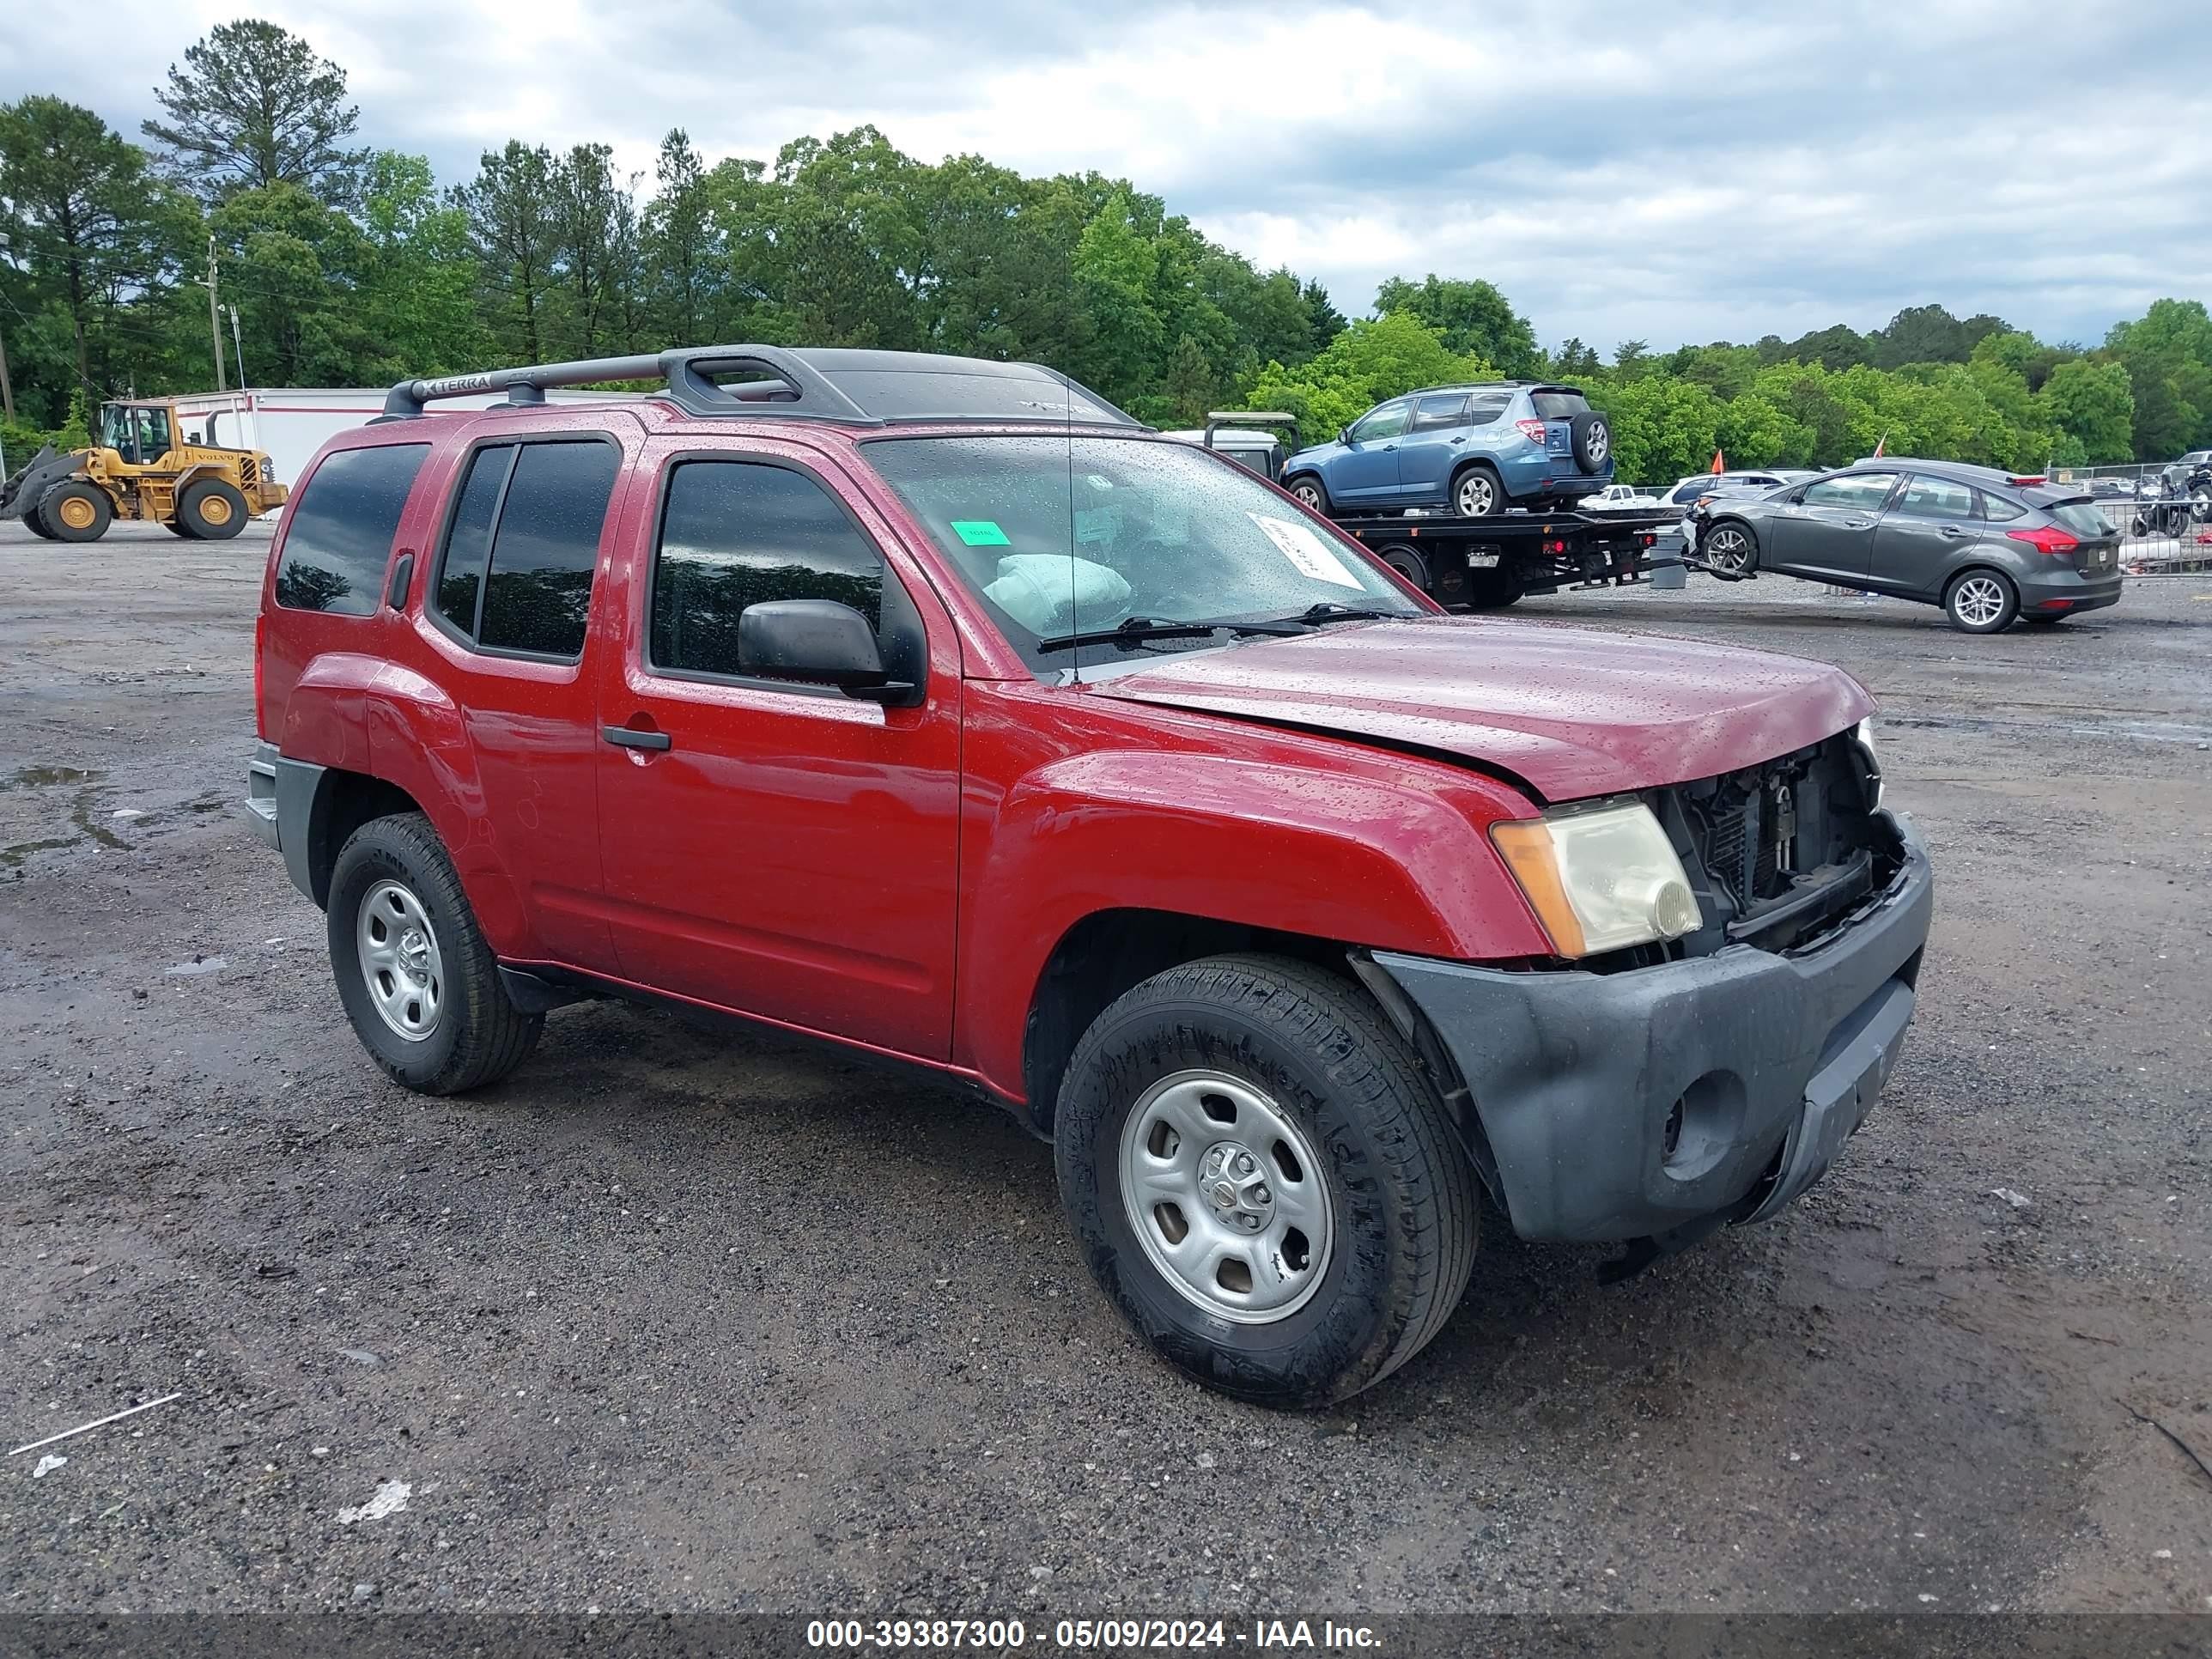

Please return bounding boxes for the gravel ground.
[3,523,2209,1619]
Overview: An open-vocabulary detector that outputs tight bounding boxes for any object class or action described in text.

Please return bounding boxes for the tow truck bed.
[1332,506,1685,609]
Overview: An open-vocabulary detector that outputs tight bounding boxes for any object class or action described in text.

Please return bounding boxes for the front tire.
[1055,954,1478,1408]
[327,812,542,1094]
[39,481,112,543]
[1944,568,2018,634]
[1701,520,1757,577]
[1286,474,1332,516]
[1452,465,1504,520]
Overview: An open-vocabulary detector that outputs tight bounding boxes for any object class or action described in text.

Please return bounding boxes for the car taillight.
[1516,418,1547,444]
[2006,526,2079,556]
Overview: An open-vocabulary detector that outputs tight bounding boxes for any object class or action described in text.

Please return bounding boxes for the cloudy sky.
[5,1,2207,353]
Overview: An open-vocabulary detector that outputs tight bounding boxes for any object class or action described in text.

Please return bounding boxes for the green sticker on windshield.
[951,520,1010,547]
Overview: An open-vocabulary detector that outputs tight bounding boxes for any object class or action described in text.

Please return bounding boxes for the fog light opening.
[1662,1071,1747,1180]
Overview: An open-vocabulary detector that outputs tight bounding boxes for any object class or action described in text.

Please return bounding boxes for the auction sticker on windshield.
[1249,514,1364,589]
[951,520,1011,546]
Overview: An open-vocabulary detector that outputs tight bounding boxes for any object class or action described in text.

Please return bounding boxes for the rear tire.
[1452,464,1504,520]
[1286,474,1332,516]
[39,481,112,543]
[1055,954,1478,1408]
[177,479,248,540]
[23,513,60,541]
[1375,544,1431,593]
[1464,570,1526,610]
[1943,568,2018,634]
[327,812,543,1095]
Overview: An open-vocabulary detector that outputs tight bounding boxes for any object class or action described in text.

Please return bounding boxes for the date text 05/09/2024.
[805,1618,1383,1650]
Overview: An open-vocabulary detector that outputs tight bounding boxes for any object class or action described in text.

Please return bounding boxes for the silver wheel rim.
[1457,473,1494,516]
[1118,1069,1334,1324]
[1953,574,2007,628]
[1706,527,1748,571]
[1586,424,1609,466]
[1292,480,1322,509]
[356,878,445,1042]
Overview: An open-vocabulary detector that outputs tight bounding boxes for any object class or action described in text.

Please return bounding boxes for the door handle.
[1843,518,1873,529]
[1449,435,1467,445]
[601,725,671,751]
[1382,443,1397,451]
[1939,525,1967,537]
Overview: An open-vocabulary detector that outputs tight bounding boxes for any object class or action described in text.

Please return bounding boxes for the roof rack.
[379,344,1145,428]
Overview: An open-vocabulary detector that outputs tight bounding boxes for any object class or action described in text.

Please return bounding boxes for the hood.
[1091,617,1872,801]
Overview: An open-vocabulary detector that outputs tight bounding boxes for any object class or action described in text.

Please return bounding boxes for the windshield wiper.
[1032,614,1303,653]
[1273,602,1404,627]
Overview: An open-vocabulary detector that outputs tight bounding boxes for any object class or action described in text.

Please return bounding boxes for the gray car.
[1693,459,2124,633]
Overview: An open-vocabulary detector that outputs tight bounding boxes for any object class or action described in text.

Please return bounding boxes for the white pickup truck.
[1584,483,1662,511]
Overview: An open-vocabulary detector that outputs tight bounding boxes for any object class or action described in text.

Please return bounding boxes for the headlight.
[1490,800,1703,959]
[1852,716,1883,809]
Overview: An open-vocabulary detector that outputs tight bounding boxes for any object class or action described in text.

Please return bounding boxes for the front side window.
[275,443,431,615]
[1894,476,1974,520]
[650,460,887,678]
[1350,401,1411,442]
[1802,471,1899,511]
[863,434,1424,676]
[429,439,617,659]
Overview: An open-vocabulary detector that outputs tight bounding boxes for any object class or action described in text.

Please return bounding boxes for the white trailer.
[169,386,629,502]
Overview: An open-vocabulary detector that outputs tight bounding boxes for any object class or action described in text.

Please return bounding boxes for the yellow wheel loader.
[0,399,288,543]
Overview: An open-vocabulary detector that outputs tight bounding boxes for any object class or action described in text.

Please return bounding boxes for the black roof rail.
[380,344,1145,428]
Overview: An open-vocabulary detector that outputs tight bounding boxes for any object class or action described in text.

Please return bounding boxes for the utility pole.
[207,235,226,394]
[228,305,246,392]
[0,314,15,426]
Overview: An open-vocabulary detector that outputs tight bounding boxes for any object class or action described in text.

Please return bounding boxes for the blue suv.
[1283,383,1613,519]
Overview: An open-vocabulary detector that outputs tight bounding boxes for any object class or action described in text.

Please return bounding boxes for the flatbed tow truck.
[1190,412,1699,611]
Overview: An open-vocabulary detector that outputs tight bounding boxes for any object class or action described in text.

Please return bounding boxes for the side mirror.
[1338,427,1352,447]
[738,599,912,701]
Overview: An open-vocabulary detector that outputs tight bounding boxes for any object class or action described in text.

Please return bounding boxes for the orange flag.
[1710,448,1725,474]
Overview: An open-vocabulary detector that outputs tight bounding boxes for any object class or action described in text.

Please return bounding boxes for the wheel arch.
[1019,909,1367,1136]
[1448,456,1504,511]
[301,769,428,909]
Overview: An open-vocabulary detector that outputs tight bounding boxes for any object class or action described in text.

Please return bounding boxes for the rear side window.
[1410,393,1469,431]
[1467,393,1513,427]
[1529,389,1590,419]
[650,461,885,678]
[430,439,618,659]
[275,443,429,614]
[1978,492,2025,522]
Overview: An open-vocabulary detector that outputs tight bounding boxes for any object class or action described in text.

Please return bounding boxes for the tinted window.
[1671,479,1716,504]
[651,462,885,678]
[1978,491,2025,522]
[1802,471,1899,511]
[434,444,513,635]
[2049,500,2116,538]
[1410,393,1469,432]
[275,444,430,615]
[1894,476,1974,520]
[1465,394,1513,427]
[1530,390,1590,419]
[1351,402,1410,442]
[476,442,618,658]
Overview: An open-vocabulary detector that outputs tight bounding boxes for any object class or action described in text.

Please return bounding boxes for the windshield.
[864,434,1423,674]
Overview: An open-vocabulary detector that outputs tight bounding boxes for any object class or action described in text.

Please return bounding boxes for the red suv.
[246,346,1932,1407]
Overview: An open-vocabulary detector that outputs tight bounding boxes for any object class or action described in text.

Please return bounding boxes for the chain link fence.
[2049,463,2212,572]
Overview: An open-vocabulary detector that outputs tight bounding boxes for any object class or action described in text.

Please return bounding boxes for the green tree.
[356,151,484,379]
[1070,189,1166,410]
[1373,274,1539,377]
[2038,359,2135,465]
[0,95,171,392]
[646,129,718,344]
[142,21,366,205]
[211,180,372,386]
[461,141,561,362]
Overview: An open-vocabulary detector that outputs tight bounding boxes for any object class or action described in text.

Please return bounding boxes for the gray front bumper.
[1374,812,1935,1244]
